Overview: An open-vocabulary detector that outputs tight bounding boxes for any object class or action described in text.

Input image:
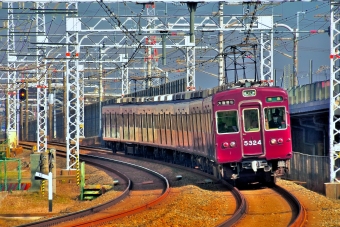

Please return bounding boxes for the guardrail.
[287,80,331,105]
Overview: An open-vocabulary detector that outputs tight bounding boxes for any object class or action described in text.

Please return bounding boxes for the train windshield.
[216,110,239,133]
[243,109,260,132]
[264,107,286,130]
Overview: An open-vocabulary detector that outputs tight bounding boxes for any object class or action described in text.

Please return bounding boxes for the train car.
[102,81,292,185]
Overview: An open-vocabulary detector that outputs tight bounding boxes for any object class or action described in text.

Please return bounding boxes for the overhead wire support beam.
[0,0,330,2]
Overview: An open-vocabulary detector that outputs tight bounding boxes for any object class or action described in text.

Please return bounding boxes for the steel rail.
[92,147,248,227]
[17,143,170,227]
[273,185,307,227]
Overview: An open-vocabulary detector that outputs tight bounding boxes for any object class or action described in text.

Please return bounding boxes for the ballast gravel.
[0,150,339,227]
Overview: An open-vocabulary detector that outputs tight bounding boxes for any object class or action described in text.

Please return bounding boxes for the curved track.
[18,143,170,227]
[19,142,305,226]
[231,184,306,227]
[87,146,305,227]
[94,149,247,227]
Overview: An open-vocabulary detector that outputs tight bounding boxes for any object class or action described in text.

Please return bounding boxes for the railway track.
[18,142,170,227]
[86,147,246,227]
[91,148,306,227]
[233,184,306,227]
[19,142,305,226]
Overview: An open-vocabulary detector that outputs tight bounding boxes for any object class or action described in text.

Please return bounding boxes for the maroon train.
[102,82,292,185]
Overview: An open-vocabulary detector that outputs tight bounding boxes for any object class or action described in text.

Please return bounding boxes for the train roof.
[102,79,282,107]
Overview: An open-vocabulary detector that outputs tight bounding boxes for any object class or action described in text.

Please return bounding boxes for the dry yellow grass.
[0,150,119,227]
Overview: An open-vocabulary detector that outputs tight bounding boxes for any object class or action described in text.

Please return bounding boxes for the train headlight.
[222,142,229,148]
[270,139,277,145]
[277,138,283,144]
[230,141,236,148]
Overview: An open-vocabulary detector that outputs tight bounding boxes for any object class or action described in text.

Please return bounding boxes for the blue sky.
[0,1,332,93]
[192,1,331,89]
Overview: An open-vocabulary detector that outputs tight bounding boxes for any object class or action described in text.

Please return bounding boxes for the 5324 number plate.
[244,140,262,146]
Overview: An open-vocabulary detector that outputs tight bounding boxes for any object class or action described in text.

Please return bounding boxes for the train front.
[213,86,292,185]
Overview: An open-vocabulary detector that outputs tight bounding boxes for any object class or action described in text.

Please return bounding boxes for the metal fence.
[288,152,334,194]
[0,159,22,191]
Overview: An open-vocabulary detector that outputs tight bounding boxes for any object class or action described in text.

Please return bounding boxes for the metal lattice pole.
[121,64,129,96]
[36,2,48,153]
[329,1,340,183]
[6,2,17,149]
[260,31,274,83]
[79,64,85,139]
[218,2,224,86]
[65,3,80,170]
[186,38,195,91]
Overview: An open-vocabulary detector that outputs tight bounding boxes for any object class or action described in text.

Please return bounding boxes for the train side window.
[192,112,197,149]
[106,113,110,137]
[148,114,153,129]
[159,113,165,129]
[183,113,187,132]
[130,113,134,140]
[208,109,212,134]
[112,113,117,138]
[102,113,106,137]
[142,113,146,128]
[199,111,204,147]
[118,113,123,139]
[177,113,181,132]
[166,113,170,129]
[154,113,158,129]
[135,113,140,129]
[216,111,238,134]
[131,113,136,141]
[187,113,192,132]
[244,109,260,132]
[124,113,129,140]
[202,110,206,133]
[184,113,189,147]
[264,107,286,130]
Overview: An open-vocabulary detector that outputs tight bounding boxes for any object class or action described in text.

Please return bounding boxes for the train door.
[240,105,263,156]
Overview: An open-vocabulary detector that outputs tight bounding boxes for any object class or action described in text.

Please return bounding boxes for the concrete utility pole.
[274,17,326,87]
[292,11,305,87]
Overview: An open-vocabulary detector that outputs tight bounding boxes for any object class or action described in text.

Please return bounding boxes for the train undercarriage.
[105,141,289,187]
[224,159,289,186]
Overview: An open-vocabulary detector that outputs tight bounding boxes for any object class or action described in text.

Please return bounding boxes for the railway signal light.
[19,88,26,101]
